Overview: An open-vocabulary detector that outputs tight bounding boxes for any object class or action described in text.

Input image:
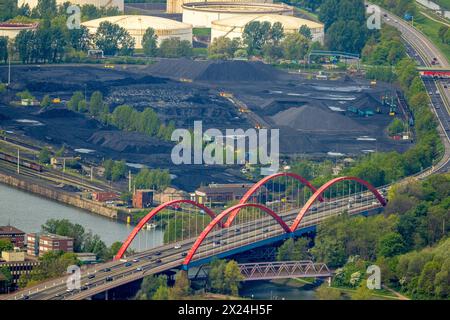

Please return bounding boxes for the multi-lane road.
[3,190,382,300]
[380,7,450,174]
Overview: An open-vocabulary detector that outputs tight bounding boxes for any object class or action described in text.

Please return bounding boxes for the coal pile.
[149,58,281,82]
[271,104,369,133]
[88,131,173,154]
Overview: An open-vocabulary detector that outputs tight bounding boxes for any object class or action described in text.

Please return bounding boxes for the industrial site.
[0,0,449,304]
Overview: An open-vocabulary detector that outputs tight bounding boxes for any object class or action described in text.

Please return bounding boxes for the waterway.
[240,280,319,300]
[0,184,163,250]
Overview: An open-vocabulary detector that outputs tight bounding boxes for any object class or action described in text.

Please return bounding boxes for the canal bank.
[0,183,163,250]
[0,169,129,221]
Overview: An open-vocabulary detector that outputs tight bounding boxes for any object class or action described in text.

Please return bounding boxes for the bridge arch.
[290,176,387,232]
[223,172,321,228]
[183,203,292,266]
[114,199,219,260]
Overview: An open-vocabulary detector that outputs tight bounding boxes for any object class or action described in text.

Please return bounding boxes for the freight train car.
[0,152,43,172]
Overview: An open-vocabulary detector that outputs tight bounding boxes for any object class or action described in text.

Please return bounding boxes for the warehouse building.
[81,15,193,49]
[182,2,293,28]
[211,14,324,44]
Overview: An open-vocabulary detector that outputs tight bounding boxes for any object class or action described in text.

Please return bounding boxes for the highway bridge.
[4,6,450,301]
[3,173,387,300]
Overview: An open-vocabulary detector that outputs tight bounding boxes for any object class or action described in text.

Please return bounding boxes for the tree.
[82,232,108,260]
[89,91,104,116]
[208,37,240,59]
[142,27,158,57]
[223,260,244,296]
[158,38,192,58]
[377,232,406,257]
[152,284,170,300]
[269,22,284,44]
[418,261,440,297]
[351,283,373,300]
[41,95,51,108]
[109,241,123,258]
[242,21,271,54]
[67,91,84,112]
[276,237,310,261]
[0,36,8,64]
[68,26,91,51]
[299,25,313,40]
[38,147,51,164]
[281,33,310,61]
[0,239,13,253]
[94,21,135,56]
[33,0,57,19]
[169,271,191,299]
[388,118,405,136]
[315,283,341,300]
[136,275,167,300]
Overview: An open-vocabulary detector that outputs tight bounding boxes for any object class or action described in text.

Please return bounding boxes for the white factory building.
[81,15,193,49]
[211,14,325,44]
[18,0,124,11]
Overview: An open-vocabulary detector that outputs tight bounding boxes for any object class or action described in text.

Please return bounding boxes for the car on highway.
[80,285,88,291]
[132,258,139,263]
[213,241,221,247]
[22,295,30,300]
[155,259,162,264]
[105,276,113,282]
[136,267,143,271]
[181,252,188,257]
[263,228,270,233]
[102,268,111,272]
[235,228,241,233]
[125,262,132,267]
[174,245,181,249]
[88,274,95,279]
[154,251,162,256]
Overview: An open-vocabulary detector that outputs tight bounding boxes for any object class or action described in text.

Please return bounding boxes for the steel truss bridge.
[239,261,332,281]
[4,173,387,300]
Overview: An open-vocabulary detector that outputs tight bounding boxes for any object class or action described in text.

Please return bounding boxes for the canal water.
[0,184,163,250]
[240,280,319,300]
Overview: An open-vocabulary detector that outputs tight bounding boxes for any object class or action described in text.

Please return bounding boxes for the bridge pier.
[327,276,332,287]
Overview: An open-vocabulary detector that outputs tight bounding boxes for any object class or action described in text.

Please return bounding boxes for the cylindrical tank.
[82,15,193,49]
[182,2,294,28]
[211,14,324,44]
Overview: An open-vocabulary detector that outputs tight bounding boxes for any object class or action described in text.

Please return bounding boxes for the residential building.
[0,226,25,248]
[26,233,74,257]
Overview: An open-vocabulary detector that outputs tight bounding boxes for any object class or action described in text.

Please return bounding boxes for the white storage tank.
[211,14,324,44]
[182,2,294,28]
[18,0,124,11]
[81,15,193,49]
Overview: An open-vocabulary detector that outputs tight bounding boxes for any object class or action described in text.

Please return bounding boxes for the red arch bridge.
[7,173,387,300]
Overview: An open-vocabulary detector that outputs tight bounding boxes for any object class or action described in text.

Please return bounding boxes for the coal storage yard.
[0,61,412,190]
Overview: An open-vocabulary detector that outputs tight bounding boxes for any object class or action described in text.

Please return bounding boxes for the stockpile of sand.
[149,58,281,82]
[271,105,369,133]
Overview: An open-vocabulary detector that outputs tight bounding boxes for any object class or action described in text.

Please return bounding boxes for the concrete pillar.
[327,276,332,287]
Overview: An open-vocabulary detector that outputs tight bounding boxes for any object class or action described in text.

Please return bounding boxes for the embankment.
[0,170,120,220]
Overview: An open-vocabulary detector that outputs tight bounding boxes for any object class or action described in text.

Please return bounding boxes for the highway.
[380,7,450,174]
[3,190,382,300]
